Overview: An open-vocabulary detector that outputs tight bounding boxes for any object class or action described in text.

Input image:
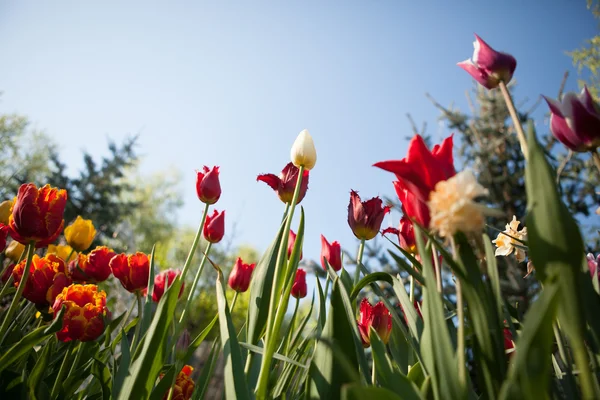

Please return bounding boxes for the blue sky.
[0,1,596,269]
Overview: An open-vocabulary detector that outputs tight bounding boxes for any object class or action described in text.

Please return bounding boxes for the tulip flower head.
[457,34,517,90]
[12,254,72,307]
[503,328,515,357]
[291,268,307,299]
[8,183,67,248]
[162,365,195,400]
[587,253,599,278]
[428,169,490,239]
[257,162,310,204]
[5,240,25,262]
[110,252,150,293]
[47,244,77,264]
[320,234,342,271]
[493,216,528,263]
[52,284,108,342]
[347,191,390,241]
[0,199,14,225]
[68,246,115,283]
[290,129,317,171]
[195,166,221,205]
[382,214,417,254]
[203,209,225,243]
[0,224,9,253]
[287,230,303,260]
[228,257,255,293]
[153,269,183,302]
[543,87,600,152]
[64,216,96,252]
[357,298,392,348]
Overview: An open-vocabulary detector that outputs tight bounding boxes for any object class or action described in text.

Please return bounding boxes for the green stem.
[324,276,331,299]
[130,291,144,351]
[432,244,442,293]
[499,81,529,160]
[371,358,377,386]
[553,323,570,370]
[0,242,34,345]
[353,239,366,286]
[230,291,239,312]
[178,242,213,325]
[51,341,76,399]
[283,298,300,355]
[66,248,76,264]
[255,166,305,399]
[450,238,466,386]
[66,342,84,380]
[179,203,210,282]
[409,275,415,303]
[571,335,598,399]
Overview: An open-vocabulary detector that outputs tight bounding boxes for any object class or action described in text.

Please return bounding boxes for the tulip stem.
[66,248,76,264]
[179,203,210,283]
[591,150,600,176]
[50,341,76,400]
[0,242,35,346]
[371,359,377,385]
[179,242,213,325]
[432,245,443,294]
[354,239,366,286]
[450,237,466,386]
[409,275,415,303]
[131,291,144,351]
[230,291,239,312]
[324,276,331,299]
[256,166,305,400]
[283,298,300,355]
[499,81,529,160]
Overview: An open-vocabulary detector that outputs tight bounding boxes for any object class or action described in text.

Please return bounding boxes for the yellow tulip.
[5,240,25,262]
[47,244,77,263]
[64,216,96,252]
[0,199,14,225]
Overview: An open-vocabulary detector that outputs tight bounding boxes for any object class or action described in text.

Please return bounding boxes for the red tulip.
[374,135,455,227]
[68,246,115,283]
[257,162,310,204]
[52,284,108,342]
[153,269,183,302]
[203,209,225,243]
[347,191,390,241]
[228,257,255,293]
[503,328,515,357]
[287,230,302,260]
[110,252,150,293]
[357,298,392,348]
[320,235,342,271]
[195,166,221,205]
[8,183,67,248]
[543,87,600,152]
[382,214,417,254]
[290,268,307,299]
[457,34,517,90]
[12,254,72,307]
[0,224,8,253]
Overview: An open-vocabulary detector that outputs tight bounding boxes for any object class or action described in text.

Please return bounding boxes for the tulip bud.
[228,257,255,293]
[320,234,342,271]
[153,269,183,302]
[196,166,221,204]
[290,129,317,171]
[0,199,14,225]
[5,240,25,262]
[290,268,307,299]
[287,230,302,260]
[110,252,150,293]
[347,191,390,241]
[203,209,225,243]
[64,216,96,252]
[357,298,392,348]
[176,330,191,358]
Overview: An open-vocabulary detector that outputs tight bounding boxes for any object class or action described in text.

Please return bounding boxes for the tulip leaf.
[147,365,175,400]
[392,274,422,342]
[483,233,503,319]
[138,244,157,342]
[387,249,425,285]
[349,272,394,301]
[288,292,315,353]
[28,336,55,400]
[112,329,131,399]
[180,314,218,363]
[215,267,253,400]
[90,358,112,400]
[316,277,327,334]
[102,310,127,347]
[238,342,307,368]
[192,338,220,400]
[341,384,404,400]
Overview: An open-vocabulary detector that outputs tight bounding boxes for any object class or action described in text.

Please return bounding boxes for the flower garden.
[0,33,600,400]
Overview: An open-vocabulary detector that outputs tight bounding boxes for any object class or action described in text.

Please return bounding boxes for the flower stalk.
[354,238,366,286]
[499,81,529,159]
[179,242,213,325]
[179,203,210,283]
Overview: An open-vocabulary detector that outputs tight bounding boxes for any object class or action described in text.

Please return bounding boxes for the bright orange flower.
[8,183,67,248]
[12,254,72,307]
[52,284,108,342]
[68,246,115,283]
[162,365,195,400]
[109,252,150,293]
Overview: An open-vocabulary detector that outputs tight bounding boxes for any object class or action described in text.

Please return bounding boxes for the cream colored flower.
[428,170,490,238]
[290,129,317,170]
[492,215,527,262]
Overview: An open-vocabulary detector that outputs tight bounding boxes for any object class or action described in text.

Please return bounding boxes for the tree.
[568,0,600,98]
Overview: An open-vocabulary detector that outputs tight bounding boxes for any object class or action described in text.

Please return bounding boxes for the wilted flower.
[347,191,390,241]
[287,230,303,260]
[68,246,115,283]
[543,86,600,152]
[493,216,528,263]
[0,199,14,225]
[196,166,221,205]
[64,216,96,252]
[152,269,183,302]
[47,244,77,264]
[457,34,517,90]
[375,135,455,227]
[203,209,225,243]
[5,240,25,262]
[428,170,490,238]
[257,162,310,204]
[0,224,8,253]
[382,214,417,254]
[320,235,342,271]
[587,253,599,278]
[12,254,72,307]
[290,268,307,299]
[8,183,67,247]
[290,129,317,171]
[110,252,150,293]
[162,365,195,400]
[52,284,108,342]
[357,298,392,348]
[228,257,255,293]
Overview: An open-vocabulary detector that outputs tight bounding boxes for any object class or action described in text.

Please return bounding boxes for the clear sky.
[0,1,596,269]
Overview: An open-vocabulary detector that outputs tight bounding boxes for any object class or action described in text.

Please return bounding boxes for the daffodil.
[492,215,527,262]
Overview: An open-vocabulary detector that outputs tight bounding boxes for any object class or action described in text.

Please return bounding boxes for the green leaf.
[349,272,394,301]
[112,329,131,399]
[192,338,220,400]
[315,277,327,334]
[341,384,403,400]
[28,336,55,400]
[407,362,425,388]
[148,365,175,400]
[239,342,307,368]
[215,267,253,400]
[102,310,127,347]
[288,293,315,353]
[91,358,112,400]
[387,249,425,285]
[370,329,423,400]
[392,274,422,342]
[180,314,218,363]
[483,233,502,319]
[139,244,157,341]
